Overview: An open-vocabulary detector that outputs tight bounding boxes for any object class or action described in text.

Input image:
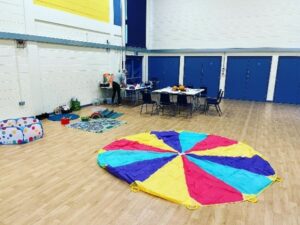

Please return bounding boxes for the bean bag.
[0,117,44,145]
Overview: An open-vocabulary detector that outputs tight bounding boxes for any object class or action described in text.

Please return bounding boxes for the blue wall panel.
[126,56,143,84]
[126,0,146,48]
[274,57,300,104]
[184,56,222,97]
[113,0,122,26]
[148,56,180,89]
[225,56,272,101]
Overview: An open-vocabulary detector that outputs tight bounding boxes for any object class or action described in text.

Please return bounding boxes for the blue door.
[126,0,146,48]
[148,56,180,89]
[225,57,249,100]
[274,57,300,104]
[126,56,143,84]
[184,56,222,97]
[225,56,272,101]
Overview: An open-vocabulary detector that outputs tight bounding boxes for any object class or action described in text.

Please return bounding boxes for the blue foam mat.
[48,113,80,121]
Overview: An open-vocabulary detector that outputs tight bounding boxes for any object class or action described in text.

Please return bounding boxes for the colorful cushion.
[16,117,39,127]
[0,127,23,144]
[0,119,17,128]
[0,117,44,145]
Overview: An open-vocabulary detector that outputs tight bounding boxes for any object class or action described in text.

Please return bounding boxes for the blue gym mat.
[109,112,123,119]
[48,113,80,121]
[100,110,123,119]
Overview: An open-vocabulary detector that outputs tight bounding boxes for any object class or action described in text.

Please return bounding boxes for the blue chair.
[205,89,224,116]
[177,93,193,117]
[159,92,176,116]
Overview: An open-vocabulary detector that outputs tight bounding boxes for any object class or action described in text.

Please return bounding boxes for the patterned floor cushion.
[0,117,44,145]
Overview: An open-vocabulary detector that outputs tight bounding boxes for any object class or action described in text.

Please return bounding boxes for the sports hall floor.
[0,100,299,225]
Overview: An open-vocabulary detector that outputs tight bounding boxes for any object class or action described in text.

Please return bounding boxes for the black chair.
[199,86,208,98]
[177,93,193,117]
[205,89,224,116]
[149,78,160,90]
[159,92,176,116]
[140,90,158,115]
[196,86,208,111]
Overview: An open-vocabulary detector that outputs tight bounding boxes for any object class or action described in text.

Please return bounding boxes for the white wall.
[0,39,32,118]
[147,0,300,49]
[0,0,124,119]
[38,44,120,113]
[0,0,26,34]
[146,0,300,103]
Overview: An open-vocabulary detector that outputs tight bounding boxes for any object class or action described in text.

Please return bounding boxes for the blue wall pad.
[126,0,146,48]
[126,56,143,84]
[274,57,300,104]
[114,0,122,26]
[184,56,222,97]
[148,56,180,89]
[225,56,272,101]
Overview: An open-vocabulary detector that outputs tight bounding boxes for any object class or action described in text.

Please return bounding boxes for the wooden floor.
[0,100,299,225]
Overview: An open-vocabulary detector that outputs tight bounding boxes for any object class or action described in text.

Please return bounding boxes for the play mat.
[68,118,125,133]
[97,131,280,209]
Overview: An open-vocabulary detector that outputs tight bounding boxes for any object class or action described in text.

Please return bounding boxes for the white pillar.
[267,55,279,101]
[143,55,148,82]
[219,53,227,92]
[121,0,126,70]
[179,55,185,85]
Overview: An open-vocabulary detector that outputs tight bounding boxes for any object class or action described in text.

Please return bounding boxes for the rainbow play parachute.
[97,131,279,208]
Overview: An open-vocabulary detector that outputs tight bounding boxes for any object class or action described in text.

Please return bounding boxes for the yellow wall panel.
[34,0,110,23]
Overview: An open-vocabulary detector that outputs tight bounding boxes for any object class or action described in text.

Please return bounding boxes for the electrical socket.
[19,101,25,106]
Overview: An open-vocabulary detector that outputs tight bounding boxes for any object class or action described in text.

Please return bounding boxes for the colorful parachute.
[97,131,279,208]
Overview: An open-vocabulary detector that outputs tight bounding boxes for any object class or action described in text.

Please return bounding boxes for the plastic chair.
[205,89,224,116]
[177,93,193,117]
[149,78,160,90]
[159,92,176,116]
[199,86,208,97]
[196,86,208,111]
[140,90,158,115]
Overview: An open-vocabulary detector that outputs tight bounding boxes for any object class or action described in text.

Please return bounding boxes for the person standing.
[112,70,126,105]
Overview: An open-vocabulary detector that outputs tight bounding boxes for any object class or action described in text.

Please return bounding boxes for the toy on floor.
[92,98,102,106]
[60,117,70,125]
[89,109,123,120]
[54,105,71,115]
[81,116,90,122]
[70,98,81,111]
[97,130,280,209]
[90,112,101,119]
[0,117,44,145]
